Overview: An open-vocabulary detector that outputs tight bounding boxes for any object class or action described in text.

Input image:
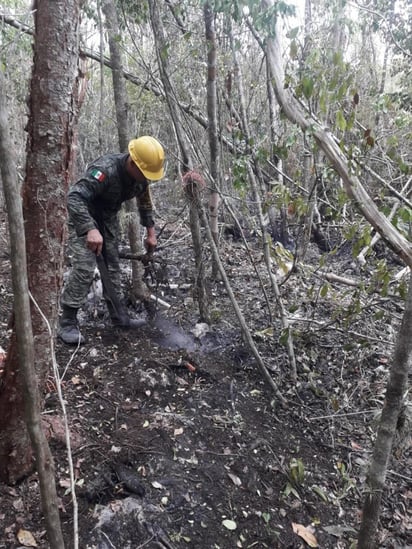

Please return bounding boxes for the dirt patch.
[0,216,411,548]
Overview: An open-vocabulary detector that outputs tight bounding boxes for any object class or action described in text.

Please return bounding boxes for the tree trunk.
[97,0,105,153]
[358,274,412,547]
[298,150,316,261]
[204,2,221,279]
[0,1,80,546]
[0,69,66,548]
[148,0,209,321]
[0,0,80,487]
[102,0,149,301]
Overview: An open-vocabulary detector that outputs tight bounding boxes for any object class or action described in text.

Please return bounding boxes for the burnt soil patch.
[0,212,411,548]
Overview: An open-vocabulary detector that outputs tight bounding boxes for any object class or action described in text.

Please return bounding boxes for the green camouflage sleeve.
[67,172,108,236]
[138,186,155,227]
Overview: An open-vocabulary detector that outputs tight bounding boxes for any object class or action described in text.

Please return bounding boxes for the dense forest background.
[0,0,411,547]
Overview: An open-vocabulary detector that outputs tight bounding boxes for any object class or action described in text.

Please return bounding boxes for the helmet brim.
[138,165,165,181]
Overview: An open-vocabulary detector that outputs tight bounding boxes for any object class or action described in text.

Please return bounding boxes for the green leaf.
[283,482,301,499]
[290,39,298,59]
[332,51,343,66]
[336,110,346,131]
[319,91,327,114]
[320,283,329,297]
[302,76,314,99]
[346,110,356,131]
[312,485,329,502]
[262,512,271,524]
[279,327,290,346]
[287,26,299,39]
[254,327,274,338]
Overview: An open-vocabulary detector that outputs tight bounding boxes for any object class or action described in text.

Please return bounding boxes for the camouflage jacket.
[67,153,154,237]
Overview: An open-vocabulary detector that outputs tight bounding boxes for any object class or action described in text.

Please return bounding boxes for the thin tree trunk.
[0,72,64,546]
[97,0,105,153]
[358,274,412,547]
[102,0,148,301]
[298,150,316,260]
[230,27,296,378]
[265,55,285,243]
[148,0,209,321]
[204,2,221,279]
[297,0,316,260]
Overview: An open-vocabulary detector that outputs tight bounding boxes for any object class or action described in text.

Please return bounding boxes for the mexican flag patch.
[91,169,106,182]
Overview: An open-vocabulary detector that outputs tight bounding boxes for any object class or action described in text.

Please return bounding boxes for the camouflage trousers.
[61,218,122,310]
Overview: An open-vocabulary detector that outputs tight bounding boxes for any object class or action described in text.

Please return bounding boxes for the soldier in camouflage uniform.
[58,136,165,345]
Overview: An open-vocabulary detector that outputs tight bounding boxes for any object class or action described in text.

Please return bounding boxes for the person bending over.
[58,136,165,345]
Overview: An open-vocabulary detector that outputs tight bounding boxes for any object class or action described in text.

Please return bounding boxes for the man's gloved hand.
[86,228,104,255]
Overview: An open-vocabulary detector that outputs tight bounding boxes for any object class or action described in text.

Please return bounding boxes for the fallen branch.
[316,268,409,296]
[321,272,359,288]
[393,266,410,281]
[150,294,171,309]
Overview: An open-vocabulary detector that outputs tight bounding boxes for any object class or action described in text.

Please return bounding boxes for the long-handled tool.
[95,253,125,320]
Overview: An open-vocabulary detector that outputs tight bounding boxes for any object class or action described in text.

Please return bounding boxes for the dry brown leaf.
[350,441,363,451]
[59,478,71,488]
[292,522,318,547]
[17,528,38,547]
[227,472,242,486]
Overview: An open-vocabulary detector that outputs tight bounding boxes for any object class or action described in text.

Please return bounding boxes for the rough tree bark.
[148,0,209,322]
[358,274,412,547]
[0,0,80,489]
[102,0,149,302]
[0,67,65,548]
[204,2,221,279]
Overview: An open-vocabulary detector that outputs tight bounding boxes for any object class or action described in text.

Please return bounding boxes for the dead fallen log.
[316,268,409,295]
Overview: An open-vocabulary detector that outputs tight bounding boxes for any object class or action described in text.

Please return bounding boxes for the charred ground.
[0,199,411,548]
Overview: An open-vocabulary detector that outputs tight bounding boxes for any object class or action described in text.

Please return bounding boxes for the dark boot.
[114,316,147,329]
[57,306,85,344]
[107,302,146,329]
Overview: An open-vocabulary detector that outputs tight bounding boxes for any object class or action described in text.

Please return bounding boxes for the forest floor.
[0,188,411,548]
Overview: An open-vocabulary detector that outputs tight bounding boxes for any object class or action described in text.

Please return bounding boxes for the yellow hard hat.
[128,136,165,181]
